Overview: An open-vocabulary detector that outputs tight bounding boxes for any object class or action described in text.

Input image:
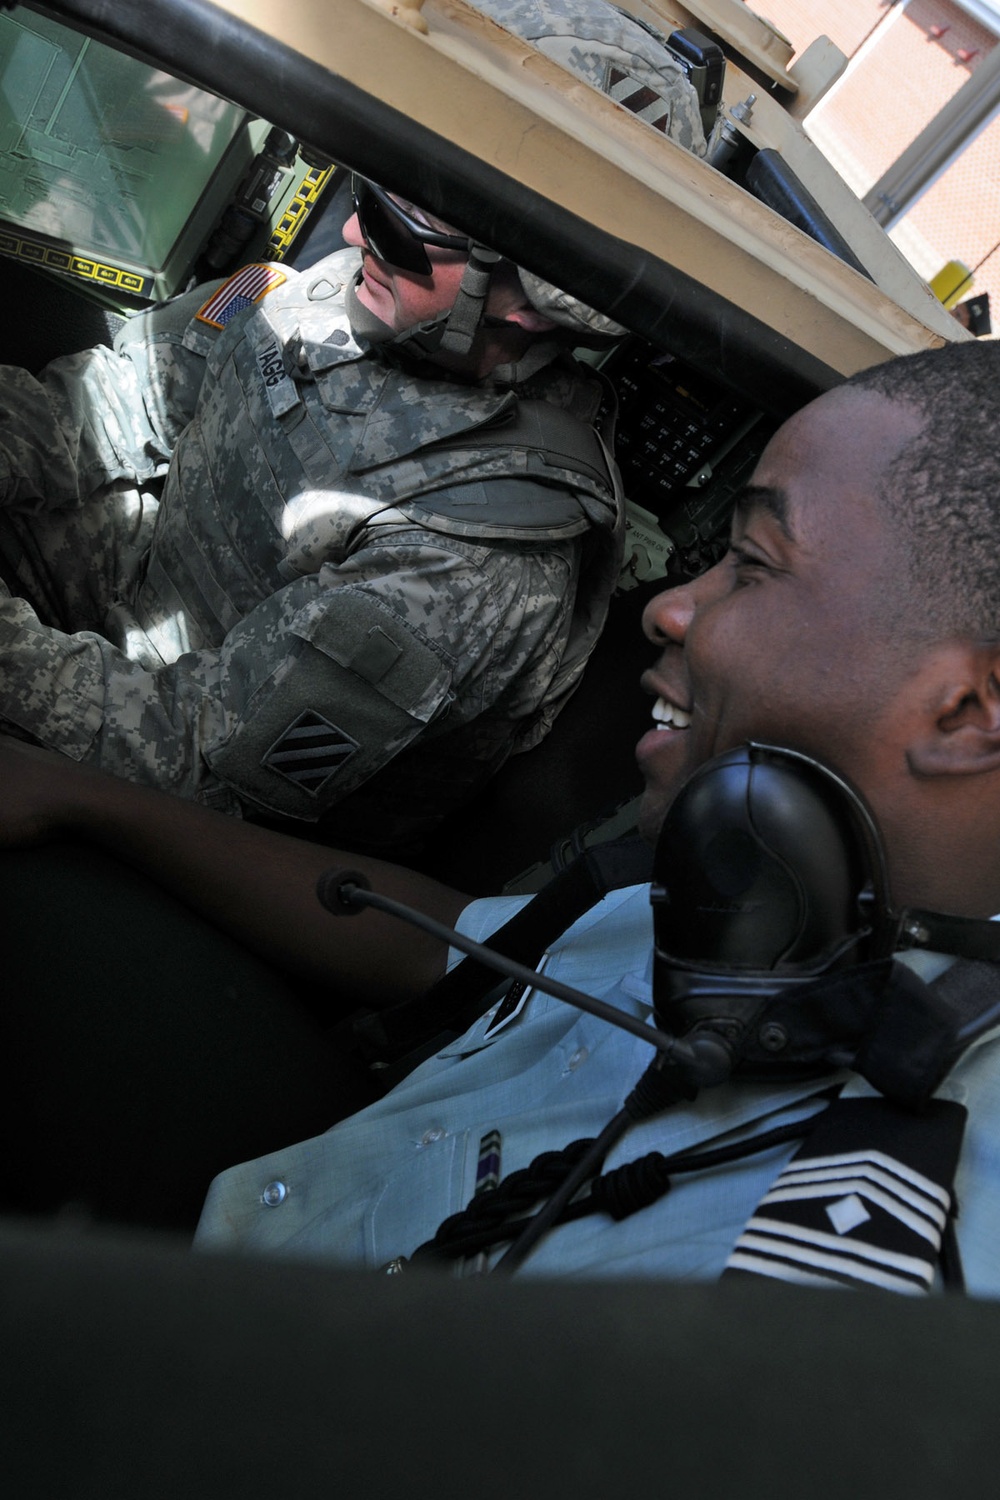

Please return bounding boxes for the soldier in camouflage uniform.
[0,243,618,844]
[0,0,707,851]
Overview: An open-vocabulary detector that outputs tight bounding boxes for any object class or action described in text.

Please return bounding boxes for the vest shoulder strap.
[351,834,652,1071]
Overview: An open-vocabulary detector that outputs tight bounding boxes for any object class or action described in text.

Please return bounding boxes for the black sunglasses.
[351,175,471,275]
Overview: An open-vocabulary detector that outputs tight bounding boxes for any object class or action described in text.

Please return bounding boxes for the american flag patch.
[196,263,287,329]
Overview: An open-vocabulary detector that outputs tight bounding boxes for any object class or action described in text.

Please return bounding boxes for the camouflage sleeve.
[0,283,219,514]
[0,529,578,820]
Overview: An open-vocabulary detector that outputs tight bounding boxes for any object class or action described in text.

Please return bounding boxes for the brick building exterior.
[754,0,1000,328]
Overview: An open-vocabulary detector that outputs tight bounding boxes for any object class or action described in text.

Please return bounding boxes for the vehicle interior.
[0,0,963,892]
[1,4,991,1494]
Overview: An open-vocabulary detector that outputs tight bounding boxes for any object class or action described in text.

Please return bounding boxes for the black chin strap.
[343,255,499,359]
[436,245,503,356]
[895,906,1000,961]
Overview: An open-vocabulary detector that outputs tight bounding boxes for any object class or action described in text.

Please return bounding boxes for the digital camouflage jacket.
[0,249,622,848]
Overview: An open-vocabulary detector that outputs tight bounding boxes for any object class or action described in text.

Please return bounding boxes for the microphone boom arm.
[316,868,700,1066]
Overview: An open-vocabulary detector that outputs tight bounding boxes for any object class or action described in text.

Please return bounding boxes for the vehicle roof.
[39,0,964,417]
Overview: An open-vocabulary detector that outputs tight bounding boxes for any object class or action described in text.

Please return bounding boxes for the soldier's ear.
[485,261,557,333]
[501,304,557,333]
[908,642,1000,778]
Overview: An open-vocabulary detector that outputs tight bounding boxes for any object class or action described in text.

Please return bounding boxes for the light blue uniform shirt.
[196,887,1000,1293]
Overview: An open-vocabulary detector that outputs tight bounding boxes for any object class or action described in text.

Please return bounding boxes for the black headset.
[650,741,1000,1099]
[322,740,1000,1102]
[652,742,891,1034]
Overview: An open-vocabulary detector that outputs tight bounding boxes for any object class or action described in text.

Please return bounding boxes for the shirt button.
[261,1180,288,1207]
[420,1126,447,1146]
[567,1047,589,1072]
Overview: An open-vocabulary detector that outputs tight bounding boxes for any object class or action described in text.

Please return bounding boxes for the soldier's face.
[634,388,927,845]
[343,206,471,335]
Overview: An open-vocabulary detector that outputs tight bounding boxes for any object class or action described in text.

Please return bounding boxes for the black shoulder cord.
[391,1060,841,1276]
[397,1077,966,1291]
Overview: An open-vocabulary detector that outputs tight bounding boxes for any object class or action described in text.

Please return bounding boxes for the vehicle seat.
[412,577,661,894]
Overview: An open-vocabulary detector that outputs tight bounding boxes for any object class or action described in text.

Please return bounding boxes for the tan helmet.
[349,0,708,354]
[472,0,709,346]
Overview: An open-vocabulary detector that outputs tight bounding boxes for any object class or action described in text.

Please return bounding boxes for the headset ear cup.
[651,742,889,976]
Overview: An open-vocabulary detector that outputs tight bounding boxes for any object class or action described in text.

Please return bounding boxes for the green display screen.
[0,4,251,299]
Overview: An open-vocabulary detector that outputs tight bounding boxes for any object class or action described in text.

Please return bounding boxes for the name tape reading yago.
[256,336,300,418]
[196,263,287,329]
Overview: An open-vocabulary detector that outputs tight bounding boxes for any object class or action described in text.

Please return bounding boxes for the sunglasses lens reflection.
[352,179,433,275]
